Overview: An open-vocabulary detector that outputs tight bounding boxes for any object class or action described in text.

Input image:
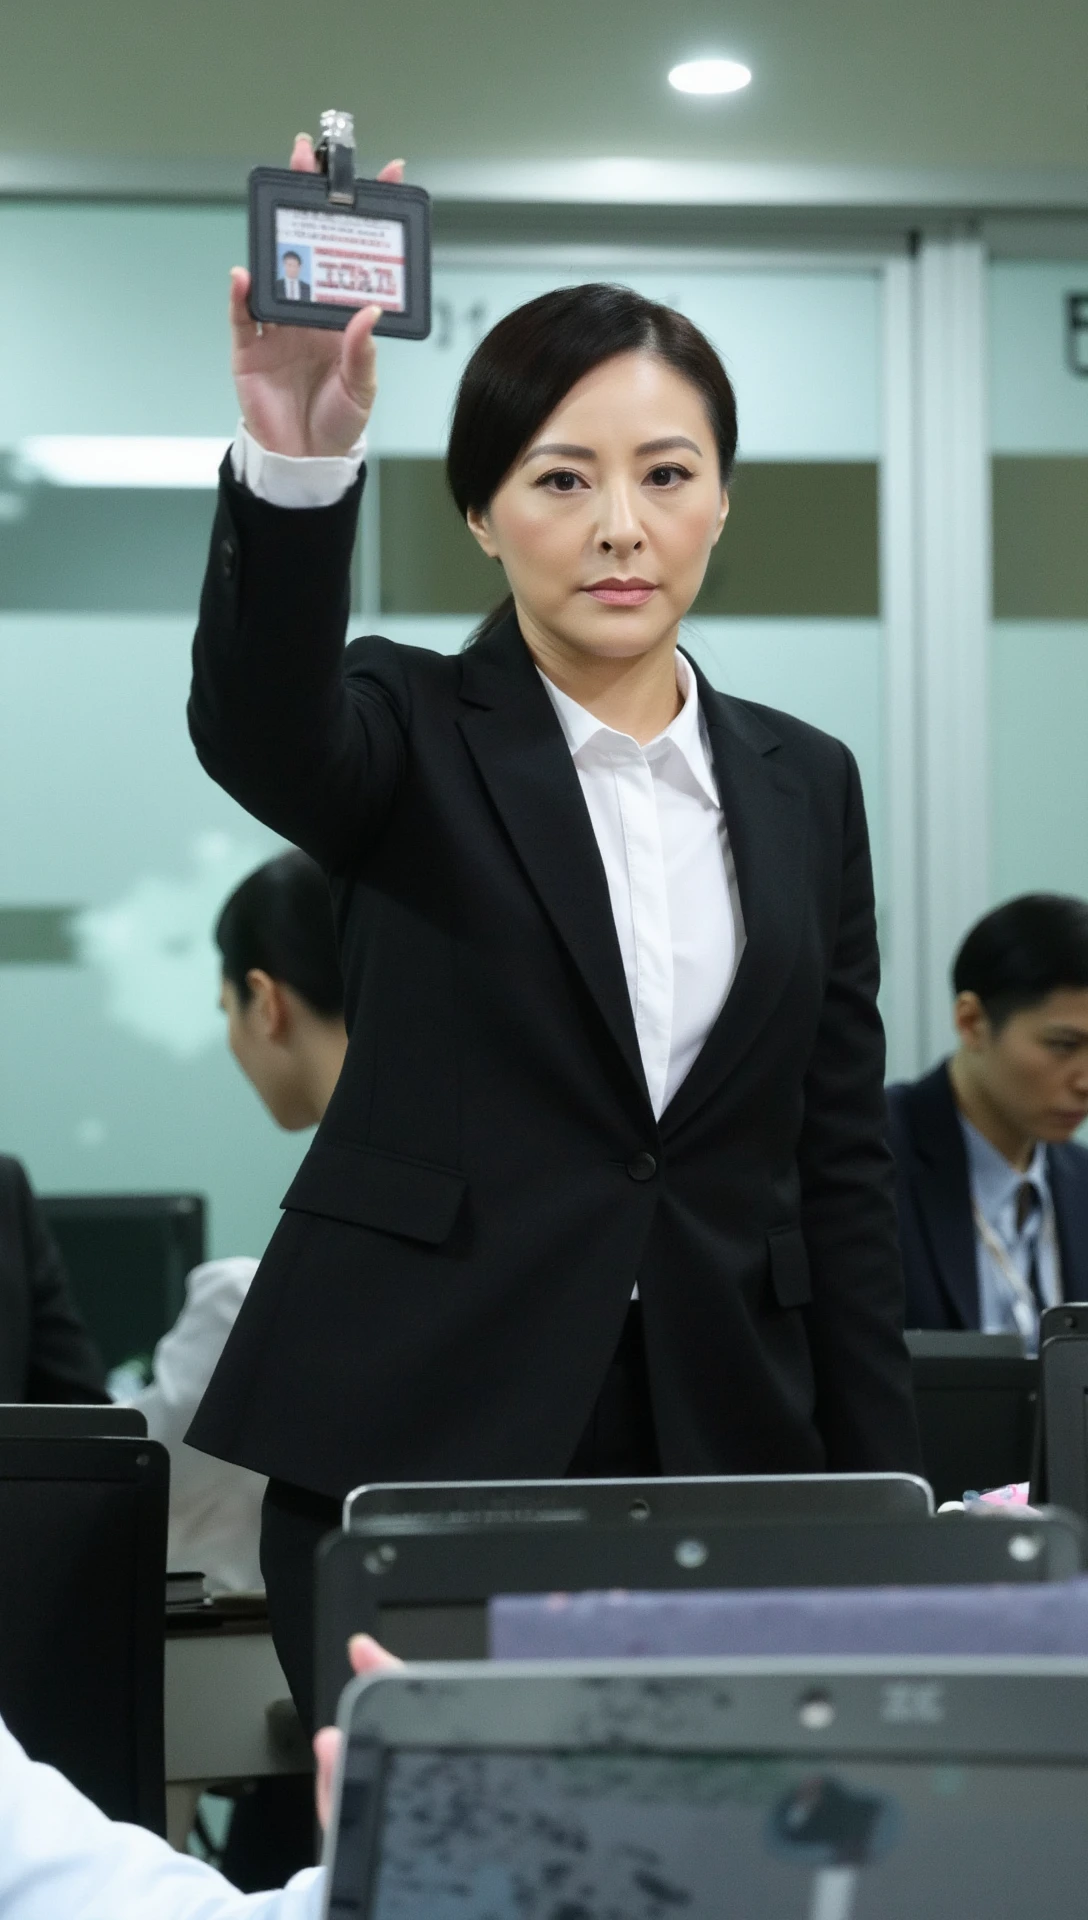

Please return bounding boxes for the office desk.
[164,1603,310,1848]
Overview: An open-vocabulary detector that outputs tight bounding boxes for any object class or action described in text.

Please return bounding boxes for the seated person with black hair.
[888,893,1088,1344]
[0,1155,107,1404]
[118,850,347,1595]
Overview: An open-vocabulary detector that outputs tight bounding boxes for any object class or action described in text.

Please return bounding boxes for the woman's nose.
[596,487,644,552]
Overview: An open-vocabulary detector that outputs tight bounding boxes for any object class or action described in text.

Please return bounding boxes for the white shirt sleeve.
[128,1258,260,1453]
[0,1710,323,1920]
[230,420,367,509]
[123,1257,267,1592]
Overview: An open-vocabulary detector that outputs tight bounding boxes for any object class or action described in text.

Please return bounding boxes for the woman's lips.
[583,581,657,607]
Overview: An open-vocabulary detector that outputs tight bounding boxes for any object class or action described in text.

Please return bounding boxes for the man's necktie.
[1016,1181,1043,1311]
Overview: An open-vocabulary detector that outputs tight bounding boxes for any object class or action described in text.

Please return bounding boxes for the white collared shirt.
[539,657,744,1118]
[232,429,745,1116]
[959,1115,1062,1347]
[119,1257,267,1593]
[0,1706,321,1920]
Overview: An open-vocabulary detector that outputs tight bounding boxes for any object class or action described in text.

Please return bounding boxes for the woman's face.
[467,350,729,667]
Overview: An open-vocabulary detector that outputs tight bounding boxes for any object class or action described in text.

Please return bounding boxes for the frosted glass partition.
[989,262,1088,904]
[0,204,889,1263]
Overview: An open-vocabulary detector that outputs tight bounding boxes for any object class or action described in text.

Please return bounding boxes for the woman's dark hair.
[952,894,1088,1030]
[446,283,739,644]
[215,851,343,1019]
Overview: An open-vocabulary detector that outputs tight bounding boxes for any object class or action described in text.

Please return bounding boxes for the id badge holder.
[248,110,431,339]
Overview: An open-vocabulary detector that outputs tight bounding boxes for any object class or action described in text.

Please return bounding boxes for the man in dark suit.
[888,895,1088,1340]
[274,251,311,304]
[0,1155,108,1403]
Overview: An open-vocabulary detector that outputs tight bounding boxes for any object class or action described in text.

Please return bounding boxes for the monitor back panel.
[0,1403,148,1438]
[909,1352,1039,1504]
[345,1472,934,1532]
[0,1435,168,1828]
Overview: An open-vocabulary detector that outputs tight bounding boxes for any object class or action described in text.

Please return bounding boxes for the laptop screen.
[360,1747,1086,1917]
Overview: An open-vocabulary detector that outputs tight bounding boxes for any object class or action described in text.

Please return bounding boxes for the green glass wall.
[989,261,1088,903]
[0,206,887,1256]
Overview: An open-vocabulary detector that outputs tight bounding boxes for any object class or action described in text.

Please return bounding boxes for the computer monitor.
[906,1331,1038,1504]
[324,1657,1088,1917]
[344,1472,935,1532]
[39,1192,205,1370]
[0,1434,168,1829]
[315,1509,1084,1727]
[1032,1334,1088,1517]
[0,1404,147,1438]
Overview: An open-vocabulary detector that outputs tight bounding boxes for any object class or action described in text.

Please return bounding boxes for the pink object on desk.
[967,1482,1031,1507]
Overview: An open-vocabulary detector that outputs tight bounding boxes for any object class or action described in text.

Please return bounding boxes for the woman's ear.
[245,968,290,1042]
[710,488,730,547]
[466,505,501,560]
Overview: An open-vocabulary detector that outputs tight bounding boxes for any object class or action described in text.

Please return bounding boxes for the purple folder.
[489,1578,1088,1660]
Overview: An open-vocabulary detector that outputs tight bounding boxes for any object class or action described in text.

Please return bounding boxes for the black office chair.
[38,1192,205,1371]
[906,1330,1038,1504]
[0,1433,169,1830]
[315,1506,1086,1726]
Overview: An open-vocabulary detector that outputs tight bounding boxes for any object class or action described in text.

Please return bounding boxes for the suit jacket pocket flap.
[282,1141,466,1246]
[767,1226,812,1308]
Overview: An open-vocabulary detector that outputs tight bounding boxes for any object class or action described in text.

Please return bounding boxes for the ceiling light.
[668,58,751,96]
[16,436,230,488]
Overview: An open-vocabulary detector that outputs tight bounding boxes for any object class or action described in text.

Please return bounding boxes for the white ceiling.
[2,0,1088,198]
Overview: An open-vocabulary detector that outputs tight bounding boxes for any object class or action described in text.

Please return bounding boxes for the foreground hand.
[230,135,406,457]
[313,1632,404,1831]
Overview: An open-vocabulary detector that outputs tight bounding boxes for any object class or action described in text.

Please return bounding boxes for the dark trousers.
[260,1478,340,1736]
[261,1304,659,1730]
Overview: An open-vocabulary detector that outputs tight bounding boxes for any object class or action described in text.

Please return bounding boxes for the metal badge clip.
[315,109,356,206]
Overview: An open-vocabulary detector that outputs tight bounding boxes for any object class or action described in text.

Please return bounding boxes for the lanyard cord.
[971,1197,1057,1339]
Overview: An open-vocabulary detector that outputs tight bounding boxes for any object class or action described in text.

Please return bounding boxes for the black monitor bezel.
[314,1510,1085,1727]
[322,1657,1088,1920]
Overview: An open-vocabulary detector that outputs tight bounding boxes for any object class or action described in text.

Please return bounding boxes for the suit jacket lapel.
[661,670,809,1132]
[457,617,649,1104]
[1049,1146,1088,1301]
[906,1064,981,1330]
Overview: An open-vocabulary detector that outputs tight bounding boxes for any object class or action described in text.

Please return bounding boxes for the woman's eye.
[646,464,690,488]
[538,469,585,493]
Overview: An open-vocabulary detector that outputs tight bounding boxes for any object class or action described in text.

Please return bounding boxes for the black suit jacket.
[0,1156,108,1403]
[887,1061,1088,1329]
[274,278,311,303]
[185,464,920,1497]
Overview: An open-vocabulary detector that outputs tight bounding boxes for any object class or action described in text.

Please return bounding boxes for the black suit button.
[219,536,237,580]
[627,1151,657,1182]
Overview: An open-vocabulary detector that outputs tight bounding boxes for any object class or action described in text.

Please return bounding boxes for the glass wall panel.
[989,261,1088,904]
[0,206,892,1262]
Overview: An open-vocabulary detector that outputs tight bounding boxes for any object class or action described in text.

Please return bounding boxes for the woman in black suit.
[187,138,920,1724]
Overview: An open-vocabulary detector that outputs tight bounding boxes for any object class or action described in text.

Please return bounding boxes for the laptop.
[343,1472,935,1532]
[323,1656,1088,1917]
[314,1508,1085,1725]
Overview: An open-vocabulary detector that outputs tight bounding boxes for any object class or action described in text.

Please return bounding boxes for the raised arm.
[188,139,411,871]
[798,747,922,1473]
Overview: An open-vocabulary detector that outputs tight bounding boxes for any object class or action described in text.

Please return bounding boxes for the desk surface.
[164,1608,310,1784]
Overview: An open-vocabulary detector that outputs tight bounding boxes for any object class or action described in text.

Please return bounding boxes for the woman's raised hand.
[230,135,406,458]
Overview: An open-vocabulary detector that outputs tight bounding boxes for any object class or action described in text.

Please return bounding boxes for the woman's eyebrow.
[519,434,704,466]
[519,441,596,465]
[635,435,703,457]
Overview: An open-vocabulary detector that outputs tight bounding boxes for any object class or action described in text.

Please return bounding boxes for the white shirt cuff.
[229,420,367,509]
